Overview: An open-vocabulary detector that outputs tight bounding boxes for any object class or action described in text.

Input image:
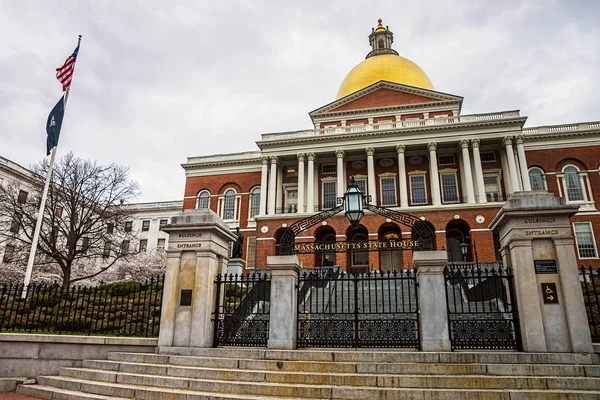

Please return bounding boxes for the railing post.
[414,250,451,351]
[267,255,301,350]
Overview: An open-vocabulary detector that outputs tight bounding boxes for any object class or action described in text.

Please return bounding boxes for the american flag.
[55,46,79,91]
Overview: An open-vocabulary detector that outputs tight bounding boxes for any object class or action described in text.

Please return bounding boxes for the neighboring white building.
[0,154,182,263]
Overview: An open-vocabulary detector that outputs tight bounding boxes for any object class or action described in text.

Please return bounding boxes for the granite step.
[93,355,600,377]
[18,376,600,400]
[57,366,600,392]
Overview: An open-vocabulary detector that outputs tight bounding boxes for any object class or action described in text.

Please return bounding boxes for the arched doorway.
[346,225,369,272]
[378,222,404,272]
[314,225,336,267]
[411,220,436,251]
[445,219,471,263]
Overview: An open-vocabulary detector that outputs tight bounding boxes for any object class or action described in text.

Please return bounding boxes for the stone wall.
[0,333,156,378]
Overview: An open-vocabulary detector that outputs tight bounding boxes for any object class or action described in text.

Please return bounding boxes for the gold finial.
[377,18,383,26]
[375,18,386,32]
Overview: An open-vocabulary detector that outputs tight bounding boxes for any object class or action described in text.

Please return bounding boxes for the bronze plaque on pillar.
[541,283,559,304]
[180,290,192,306]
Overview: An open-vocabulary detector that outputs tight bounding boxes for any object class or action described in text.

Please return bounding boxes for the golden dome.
[336,53,434,99]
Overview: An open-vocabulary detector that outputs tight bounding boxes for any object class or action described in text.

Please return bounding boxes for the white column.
[460,139,476,204]
[267,156,278,214]
[504,136,520,192]
[515,135,531,191]
[336,150,345,198]
[297,153,305,213]
[259,157,269,215]
[366,147,377,205]
[500,150,514,196]
[276,164,283,213]
[306,153,315,213]
[471,139,487,203]
[428,142,441,206]
[396,145,408,208]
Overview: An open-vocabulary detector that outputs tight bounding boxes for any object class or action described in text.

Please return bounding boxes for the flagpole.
[22,35,82,297]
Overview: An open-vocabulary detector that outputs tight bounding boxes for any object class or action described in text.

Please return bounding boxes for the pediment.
[310,81,462,117]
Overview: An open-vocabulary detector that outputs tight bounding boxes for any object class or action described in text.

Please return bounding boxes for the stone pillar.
[158,209,235,350]
[414,251,451,351]
[503,136,520,193]
[297,153,305,213]
[396,145,409,208]
[276,164,283,213]
[471,139,487,204]
[515,135,531,191]
[489,191,593,353]
[336,150,345,198]
[267,156,278,214]
[259,156,269,215]
[460,139,476,204]
[267,255,301,349]
[428,142,441,206]
[366,147,377,205]
[306,153,315,213]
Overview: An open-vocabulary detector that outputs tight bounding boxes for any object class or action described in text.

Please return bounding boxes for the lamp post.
[460,241,469,262]
[344,176,364,228]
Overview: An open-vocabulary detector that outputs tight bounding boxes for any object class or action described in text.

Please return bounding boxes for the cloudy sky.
[1,0,598,202]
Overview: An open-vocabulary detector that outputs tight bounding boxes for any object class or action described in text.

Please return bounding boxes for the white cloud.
[1,0,598,201]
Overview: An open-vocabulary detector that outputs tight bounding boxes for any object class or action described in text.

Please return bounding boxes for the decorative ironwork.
[580,265,600,342]
[280,205,343,255]
[213,271,271,347]
[297,268,419,348]
[365,204,436,250]
[444,264,520,350]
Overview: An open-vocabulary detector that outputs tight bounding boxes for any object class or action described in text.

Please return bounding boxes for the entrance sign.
[534,259,557,274]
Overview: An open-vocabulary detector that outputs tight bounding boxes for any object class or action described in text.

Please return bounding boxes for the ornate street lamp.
[344,176,364,228]
[460,241,469,262]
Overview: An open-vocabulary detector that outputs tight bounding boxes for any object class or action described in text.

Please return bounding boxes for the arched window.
[223,189,236,220]
[564,166,584,201]
[249,187,261,218]
[378,38,384,48]
[528,168,546,191]
[197,190,210,209]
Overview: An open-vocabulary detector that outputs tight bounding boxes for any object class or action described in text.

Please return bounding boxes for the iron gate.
[213,271,271,347]
[297,267,419,348]
[444,263,520,350]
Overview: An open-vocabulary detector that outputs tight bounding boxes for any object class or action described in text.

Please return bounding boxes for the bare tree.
[0,152,140,288]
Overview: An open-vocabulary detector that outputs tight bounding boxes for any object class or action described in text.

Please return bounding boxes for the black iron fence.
[0,276,164,337]
[213,271,271,347]
[297,268,419,349]
[444,263,520,350]
[580,266,600,342]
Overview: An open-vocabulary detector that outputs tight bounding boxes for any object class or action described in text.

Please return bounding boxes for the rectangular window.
[81,237,90,254]
[9,218,19,234]
[440,173,459,204]
[124,221,133,232]
[246,236,257,269]
[380,177,397,206]
[3,245,15,263]
[286,189,298,213]
[121,240,130,255]
[484,175,501,202]
[410,175,427,205]
[322,164,336,174]
[17,190,28,204]
[438,155,455,165]
[103,241,111,259]
[322,181,337,209]
[157,239,166,251]
[139,239,148,252]
[250,190,260,218]
[141,220,150,232]
[480,151,496,162]
[159,219,168,230]
[55,206,63,217]
[355,178,367,196]
[574,222,598,259]
[106,223,114,234]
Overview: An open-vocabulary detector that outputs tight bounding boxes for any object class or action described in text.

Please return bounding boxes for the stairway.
[17,347,600,399]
